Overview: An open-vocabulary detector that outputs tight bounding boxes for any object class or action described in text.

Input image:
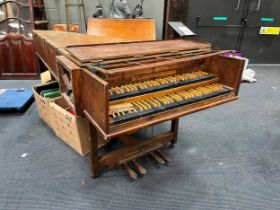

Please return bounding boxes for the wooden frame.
[0,0,34,36]
[89,119,179,178]
[0,0,39,79]
[56,40,244,178]
[0,33,38,79]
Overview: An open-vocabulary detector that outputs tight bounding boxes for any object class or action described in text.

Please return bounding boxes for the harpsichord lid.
[65,39,211,64]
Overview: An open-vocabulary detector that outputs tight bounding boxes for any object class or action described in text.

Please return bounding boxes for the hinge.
[90,59,103,65]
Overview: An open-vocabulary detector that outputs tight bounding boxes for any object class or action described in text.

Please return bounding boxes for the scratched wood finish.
[66,39,211,63]
[33,30,129,49]
[33,30,132,78]
[93,51,225,84]
[205,56,244,96]
[87,18,156,42]
[0,34,38,79]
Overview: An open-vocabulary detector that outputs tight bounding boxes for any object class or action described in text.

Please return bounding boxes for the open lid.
[65,39,211,64]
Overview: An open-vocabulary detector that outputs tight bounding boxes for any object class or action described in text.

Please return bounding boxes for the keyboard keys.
[109,71,215,101]
[111,83,231,124]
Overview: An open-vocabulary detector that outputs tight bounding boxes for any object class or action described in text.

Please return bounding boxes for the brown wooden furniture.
[56,39,244,179]
[0,33,38,79]
[0,0,39,79]
[87,18,156,42]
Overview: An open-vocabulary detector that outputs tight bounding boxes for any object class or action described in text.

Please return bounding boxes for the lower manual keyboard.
[111,83,231,125]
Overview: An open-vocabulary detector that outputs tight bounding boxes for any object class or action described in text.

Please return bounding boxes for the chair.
[87,18,156,42]
[0,34,38,79]
[52,24,80,33]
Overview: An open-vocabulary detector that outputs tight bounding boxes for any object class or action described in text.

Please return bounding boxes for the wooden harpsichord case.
[56,39,245,178]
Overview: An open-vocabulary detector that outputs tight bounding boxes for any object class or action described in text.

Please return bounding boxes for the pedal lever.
[124,164,138,180]
[149,152,165,165]
[156,151,172,163]
[132,160,147,175]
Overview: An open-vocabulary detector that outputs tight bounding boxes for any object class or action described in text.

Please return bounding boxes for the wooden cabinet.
[0,34,38,79]
[0,0,39,79]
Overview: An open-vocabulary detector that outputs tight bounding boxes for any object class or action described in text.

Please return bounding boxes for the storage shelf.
[33,0,48,30]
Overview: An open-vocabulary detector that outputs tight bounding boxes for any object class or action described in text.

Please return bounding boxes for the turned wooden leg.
[171,119,179,146]
[89,123,99,178]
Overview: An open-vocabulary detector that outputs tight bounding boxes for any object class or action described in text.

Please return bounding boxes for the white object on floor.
[242,68,257,83]
[229,56,256,83]
[21,153,28,158]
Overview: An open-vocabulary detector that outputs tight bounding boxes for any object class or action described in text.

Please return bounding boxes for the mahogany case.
[56,40,244,141]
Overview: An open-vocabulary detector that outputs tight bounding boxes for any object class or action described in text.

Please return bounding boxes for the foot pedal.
[132,160,147,175]
[149,152,165,165]
[124,164,138,180]
[156,151,172,163]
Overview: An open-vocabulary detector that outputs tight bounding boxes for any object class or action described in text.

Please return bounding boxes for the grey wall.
[44,0,165,39]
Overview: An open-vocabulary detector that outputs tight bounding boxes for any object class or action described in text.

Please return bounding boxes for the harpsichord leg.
[171,118,179,147]
[89,123,100,178]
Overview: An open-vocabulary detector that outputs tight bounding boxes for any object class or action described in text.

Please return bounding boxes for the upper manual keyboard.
[109,71,214,101]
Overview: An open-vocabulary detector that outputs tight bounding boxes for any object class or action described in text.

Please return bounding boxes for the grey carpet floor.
[0,66,279,210]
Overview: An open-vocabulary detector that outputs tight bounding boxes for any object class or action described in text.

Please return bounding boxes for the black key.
[109,93,128,101]
[114,112,139,124]
[163,102,176,110]
[178,74,214,86]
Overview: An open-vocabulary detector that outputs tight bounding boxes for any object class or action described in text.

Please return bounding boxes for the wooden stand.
[89,119,179,178]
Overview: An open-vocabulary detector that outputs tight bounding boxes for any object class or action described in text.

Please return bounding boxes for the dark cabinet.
[241,0,280,63]
[187,0,245,50]
[164,0,280,63]
[33,0,48,30]
[0,34,38,79]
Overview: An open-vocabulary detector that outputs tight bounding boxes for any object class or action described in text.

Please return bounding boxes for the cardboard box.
[33,82,60,128]
[34,82,107,156]
[50,97,107,156]
[40,71,52,84]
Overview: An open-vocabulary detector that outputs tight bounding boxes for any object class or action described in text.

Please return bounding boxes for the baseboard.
[248,64,280,67]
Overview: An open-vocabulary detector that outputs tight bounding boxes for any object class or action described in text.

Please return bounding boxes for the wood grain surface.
[66,39,211,63]
[0,34,38,79]
[33,30,129,49]
[87,18,156,42]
